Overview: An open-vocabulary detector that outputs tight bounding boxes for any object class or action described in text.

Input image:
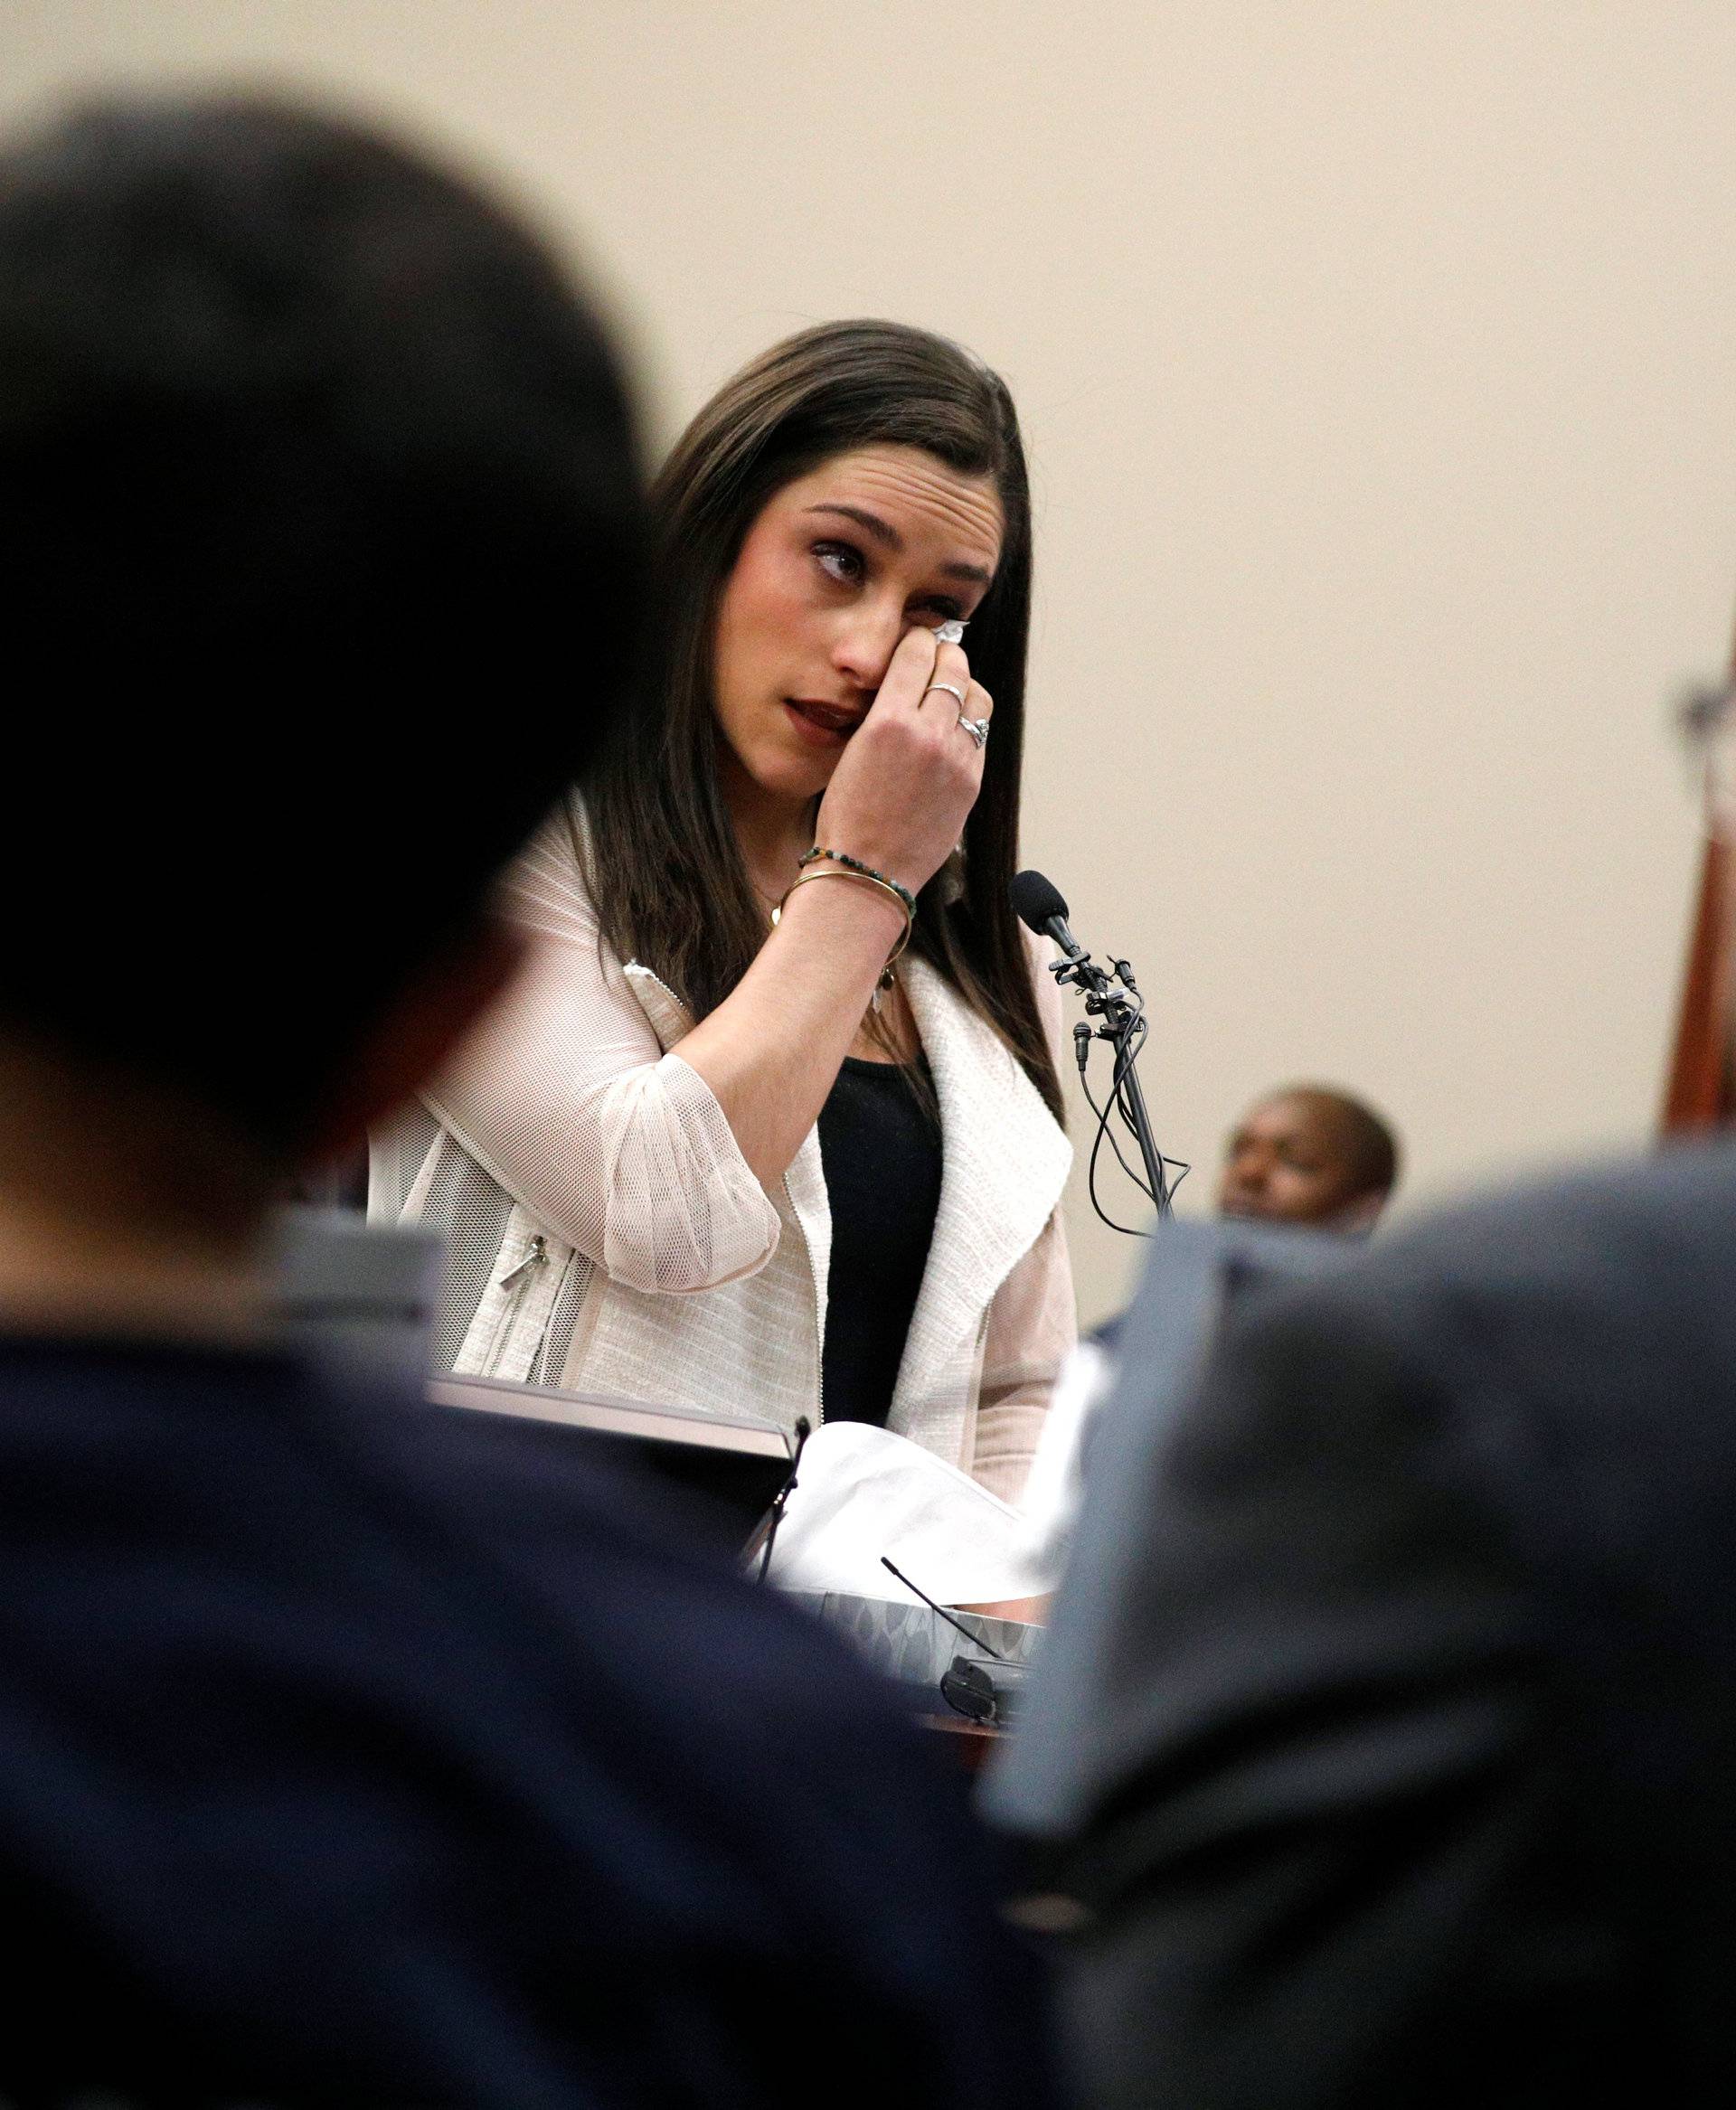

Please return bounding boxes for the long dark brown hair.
[578,317,1062,1123]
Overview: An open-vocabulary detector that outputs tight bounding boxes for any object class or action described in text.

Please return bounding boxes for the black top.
[0,1333,1051,2107]
[818,1056,944,1428]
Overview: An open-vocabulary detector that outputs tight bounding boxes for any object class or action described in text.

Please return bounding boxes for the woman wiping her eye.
[371,319,1075,1503]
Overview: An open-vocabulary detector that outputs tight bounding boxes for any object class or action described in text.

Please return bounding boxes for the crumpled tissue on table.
[761,1420,1051,1606]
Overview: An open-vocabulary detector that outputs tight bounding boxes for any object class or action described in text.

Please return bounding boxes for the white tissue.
[763,1421,1049,1605]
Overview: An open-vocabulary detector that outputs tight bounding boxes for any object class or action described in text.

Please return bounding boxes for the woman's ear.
[299,915,530,1171]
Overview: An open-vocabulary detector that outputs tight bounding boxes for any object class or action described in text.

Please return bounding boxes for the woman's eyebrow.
[803,502,993,586]
[805,501,900,549]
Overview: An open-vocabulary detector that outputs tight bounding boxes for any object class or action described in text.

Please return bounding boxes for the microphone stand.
[1045,936,1172,1219]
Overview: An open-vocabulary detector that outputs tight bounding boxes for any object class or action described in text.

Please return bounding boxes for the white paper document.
[763,1421,1050,1606]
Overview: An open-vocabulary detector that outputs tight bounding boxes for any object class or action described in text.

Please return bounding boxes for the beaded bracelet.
[799,846,918,920]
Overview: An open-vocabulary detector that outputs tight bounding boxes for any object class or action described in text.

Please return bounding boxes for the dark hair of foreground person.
[0,91,641,1162]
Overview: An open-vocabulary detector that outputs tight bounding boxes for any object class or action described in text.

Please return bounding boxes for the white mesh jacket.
[371,806,1077,1503]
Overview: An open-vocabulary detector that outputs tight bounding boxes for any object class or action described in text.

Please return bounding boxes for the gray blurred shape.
[984,1217,1359,1839]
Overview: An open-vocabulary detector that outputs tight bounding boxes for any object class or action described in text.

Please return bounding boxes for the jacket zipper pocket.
[482,1235,548,1377]
[496,1234,548,1293]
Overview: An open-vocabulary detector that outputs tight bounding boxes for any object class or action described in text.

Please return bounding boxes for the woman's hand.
[814,626,992,893]
[675,626,991,1192]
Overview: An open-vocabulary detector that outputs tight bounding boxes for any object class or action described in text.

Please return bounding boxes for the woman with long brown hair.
[373,320,1074,1502]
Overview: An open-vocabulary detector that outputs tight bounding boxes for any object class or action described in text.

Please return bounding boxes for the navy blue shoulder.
[316,1380,914,1740]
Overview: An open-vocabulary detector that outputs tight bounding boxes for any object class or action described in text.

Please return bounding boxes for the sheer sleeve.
[424,815,783,1295]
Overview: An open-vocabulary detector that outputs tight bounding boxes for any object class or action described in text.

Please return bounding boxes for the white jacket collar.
[893,957,1071,1413]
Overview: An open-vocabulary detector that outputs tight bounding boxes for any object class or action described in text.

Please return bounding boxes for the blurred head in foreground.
[1724,709,1736,1084]
[0,95,642,1305]
[1697,683,1736,1088]
[1218,1083,1399,1233]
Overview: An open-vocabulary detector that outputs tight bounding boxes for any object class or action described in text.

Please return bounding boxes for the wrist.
[773,866,910,950]
[800,845,919,918]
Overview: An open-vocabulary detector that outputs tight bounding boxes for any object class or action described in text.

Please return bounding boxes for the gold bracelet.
[770,864,914,977]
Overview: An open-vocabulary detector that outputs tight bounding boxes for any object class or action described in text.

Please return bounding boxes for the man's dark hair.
[1289,1083,1401,1200]
[0,95,644,1148]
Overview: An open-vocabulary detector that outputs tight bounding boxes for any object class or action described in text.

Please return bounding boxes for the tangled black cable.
[1075,984,1189,1239]
[1009,871,1185,1239]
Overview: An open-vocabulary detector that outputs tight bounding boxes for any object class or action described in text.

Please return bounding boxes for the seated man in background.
[1043,692,1736,2105]
[0,96,1044,2107]
[1218,1080,1399,1231]
[1014,1081,1399,1587]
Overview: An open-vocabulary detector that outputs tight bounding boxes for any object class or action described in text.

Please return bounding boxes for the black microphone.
[754,1415,811,1585]
[1010,868,1087,961]
[1011,868,1185,1228]
[879,1556,1010,1662]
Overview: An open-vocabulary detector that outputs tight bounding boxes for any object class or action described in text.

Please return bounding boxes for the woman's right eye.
[814,541,863,585]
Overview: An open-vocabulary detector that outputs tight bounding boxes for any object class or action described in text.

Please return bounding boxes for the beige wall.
[8,2,1733,1323]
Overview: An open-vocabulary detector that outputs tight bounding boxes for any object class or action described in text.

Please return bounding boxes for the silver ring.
[958,714,990,749]
[923,681,967,708]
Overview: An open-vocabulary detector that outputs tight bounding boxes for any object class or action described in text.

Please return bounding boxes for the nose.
[829,600,908,692]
